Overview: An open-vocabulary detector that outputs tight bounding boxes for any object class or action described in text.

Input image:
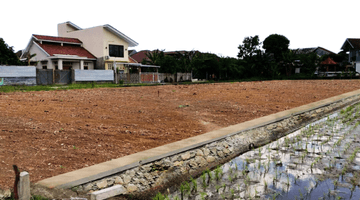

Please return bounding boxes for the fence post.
[18,172,30,200]
[52,68,55,84]
[114,70,118,84]
[71,69,75,84]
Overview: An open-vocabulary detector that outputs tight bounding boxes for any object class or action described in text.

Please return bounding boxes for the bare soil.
[1,80,360,189]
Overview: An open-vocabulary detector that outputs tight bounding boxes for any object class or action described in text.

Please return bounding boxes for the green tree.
[219,57,244,80]
[263,34,290,62]
[237,35,262,59]
[299,52,319,75]
[237,35,274,78]
[192,53,220,79]
[281,50,298,76]
[175,50,198,73]
[0,38,23,65]
[157,55,179,74]
[142,49,164,66]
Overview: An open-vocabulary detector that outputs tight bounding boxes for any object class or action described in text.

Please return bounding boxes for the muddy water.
[163,104,360,200]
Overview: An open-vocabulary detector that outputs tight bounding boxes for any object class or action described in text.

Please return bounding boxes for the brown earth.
[1,80,360,189]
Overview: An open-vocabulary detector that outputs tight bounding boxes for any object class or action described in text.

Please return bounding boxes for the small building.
[341,38,360,73]
[295,47,335,57]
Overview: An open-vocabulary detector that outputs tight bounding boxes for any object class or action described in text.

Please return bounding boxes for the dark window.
[109,45,124,57]
[42,66,47,69]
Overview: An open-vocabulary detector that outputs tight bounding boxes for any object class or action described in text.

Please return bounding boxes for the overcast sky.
[1,0,359,58]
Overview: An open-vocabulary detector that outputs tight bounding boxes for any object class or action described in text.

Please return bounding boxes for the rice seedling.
[205,168,213,182]
[201,172,207,189]
[190,177,197,193]
[214,165,223,181]
[264,180,268,190]
[216,185,222,193]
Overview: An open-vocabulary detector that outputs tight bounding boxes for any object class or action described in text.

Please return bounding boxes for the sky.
[1,0,360,58]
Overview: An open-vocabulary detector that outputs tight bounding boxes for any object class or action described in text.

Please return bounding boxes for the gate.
[55,70,72,84]
[36,69,53,85]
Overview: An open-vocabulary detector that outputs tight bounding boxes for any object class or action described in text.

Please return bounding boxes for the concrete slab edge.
[37,89,360,192]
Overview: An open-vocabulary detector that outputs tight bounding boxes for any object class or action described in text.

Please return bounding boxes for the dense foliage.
[0,38,23,65]
[140,34,348,80]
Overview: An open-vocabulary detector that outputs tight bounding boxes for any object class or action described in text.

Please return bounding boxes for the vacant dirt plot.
[1,80,360,189]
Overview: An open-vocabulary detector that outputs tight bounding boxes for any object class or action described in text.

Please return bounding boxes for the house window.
[42,66,47,69]
[109,45,124,57]
[107,63,114,70]
[63,62,72,70]
[84,62,89,70]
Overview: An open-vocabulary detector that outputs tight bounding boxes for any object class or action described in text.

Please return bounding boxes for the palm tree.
[26,53,37,66]
[144,49,164,66]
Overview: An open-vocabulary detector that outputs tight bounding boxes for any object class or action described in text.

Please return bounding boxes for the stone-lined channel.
[155,103,360,200]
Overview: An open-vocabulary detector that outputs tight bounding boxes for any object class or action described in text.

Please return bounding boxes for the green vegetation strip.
[0,82,164,93]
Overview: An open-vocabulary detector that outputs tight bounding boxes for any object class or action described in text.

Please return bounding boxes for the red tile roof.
[130,50,150,63]
[33,34,82,44]
[321,57,337,65]
[129,56,138,63]
[35,42,96,59]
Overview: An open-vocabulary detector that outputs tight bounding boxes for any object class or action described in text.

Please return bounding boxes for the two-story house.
[58,21,138,72]
[21,21,138,72]
[341,38,360,72]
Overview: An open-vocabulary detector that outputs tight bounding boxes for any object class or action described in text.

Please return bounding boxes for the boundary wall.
[0,66,36,86]
[37,89,360,198]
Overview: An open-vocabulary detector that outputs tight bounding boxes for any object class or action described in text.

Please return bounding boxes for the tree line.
[142,34,350,80]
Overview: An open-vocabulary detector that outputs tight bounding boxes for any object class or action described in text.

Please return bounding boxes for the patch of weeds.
[214,165,223,181]
[152,192,169,200]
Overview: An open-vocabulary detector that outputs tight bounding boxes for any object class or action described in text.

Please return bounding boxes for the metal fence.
[36,69,53,85]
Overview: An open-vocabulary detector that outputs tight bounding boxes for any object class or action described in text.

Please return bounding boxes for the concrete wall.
[37,89,360,196]
[0,66,36,86]
[74,69,113,82]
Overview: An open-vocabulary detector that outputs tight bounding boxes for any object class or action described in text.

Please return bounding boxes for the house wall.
[103,28,129,63]
[58,23,131,70]
[28,43,49,69]
[58,23,79,35]
[58,26,104,58]
[349,50,360,62]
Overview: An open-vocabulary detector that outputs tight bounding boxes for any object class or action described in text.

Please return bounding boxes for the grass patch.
[0,82,163,93]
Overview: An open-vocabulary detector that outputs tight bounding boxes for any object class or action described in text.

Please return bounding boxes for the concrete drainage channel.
[36,89,360,200]
[166,104,360,199]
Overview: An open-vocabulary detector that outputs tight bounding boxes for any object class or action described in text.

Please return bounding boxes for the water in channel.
[160,103,360,200]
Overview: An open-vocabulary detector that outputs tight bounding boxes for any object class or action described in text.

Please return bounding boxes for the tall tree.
[237,35,271,77]
[0,38,23,65]
[263,34,290,62]
[237,35,262,59]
